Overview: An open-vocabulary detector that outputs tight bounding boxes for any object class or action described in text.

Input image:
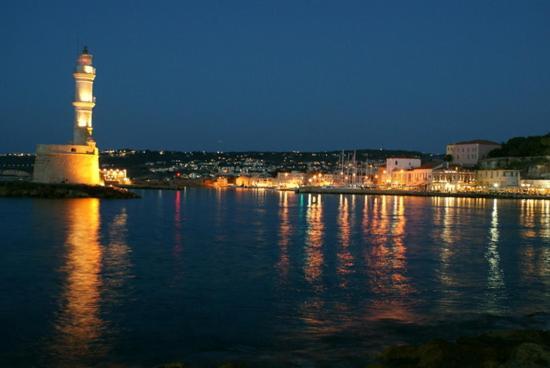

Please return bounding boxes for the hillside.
[488,133,550,157]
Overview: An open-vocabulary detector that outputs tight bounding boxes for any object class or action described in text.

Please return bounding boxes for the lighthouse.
[32,47,102,185]
[73,46,96,145]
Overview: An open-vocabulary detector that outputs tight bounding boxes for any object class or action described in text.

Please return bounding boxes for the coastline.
[296,186,550,200]
[0,181,139,199]
[121,184,549,201]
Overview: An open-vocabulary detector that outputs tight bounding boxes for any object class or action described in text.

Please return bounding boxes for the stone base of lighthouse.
[32,142,103,185]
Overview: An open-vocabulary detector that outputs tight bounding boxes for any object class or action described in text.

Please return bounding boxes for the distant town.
[1,133,549,197]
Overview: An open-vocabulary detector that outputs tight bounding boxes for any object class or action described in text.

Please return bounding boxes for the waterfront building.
[250,176,276,188]
[101,168,131,185]
[385,158,421,174]
[235,175,253,187]
[33,47,102,185]
[390,163,443,190]
[430,167,476,192]
[446,139,500,167]
[277,171,306,189]
[520,179,550,195]
[476,169,520,189]
[232,175,276,188]
[0,169,31,182]
[304,173,335,187]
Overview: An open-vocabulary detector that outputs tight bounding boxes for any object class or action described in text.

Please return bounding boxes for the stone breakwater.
[297,187,550,200]
[0,182,139,199]
[368,329,550,368]
[153,329,550,368]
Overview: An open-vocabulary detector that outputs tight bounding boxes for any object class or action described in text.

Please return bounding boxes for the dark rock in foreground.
[0,181,139,199]
[154,330,550,368]
[370,329,550,368]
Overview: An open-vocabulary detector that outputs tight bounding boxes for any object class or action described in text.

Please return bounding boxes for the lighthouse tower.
[32,47,102,185]
[73,46,96,145]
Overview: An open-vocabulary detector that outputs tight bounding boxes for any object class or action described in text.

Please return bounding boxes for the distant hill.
[488,133,550,157]
[0,148,436,179]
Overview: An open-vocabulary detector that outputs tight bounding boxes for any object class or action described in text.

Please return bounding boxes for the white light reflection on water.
[484,199,507,313]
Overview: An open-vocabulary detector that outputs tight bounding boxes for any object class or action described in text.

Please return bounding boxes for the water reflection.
[433,197,462,311]
[337,195,354,288]
[364,196,415,322]
[519,199,550,240]
[484,199,506,312]
[174,191,184,255]
[171,190,185,285]
[519,200,550,290]
[304,194,324,287]
[277,191,292,282]
[103,207,132,303]
[51,199,104,365]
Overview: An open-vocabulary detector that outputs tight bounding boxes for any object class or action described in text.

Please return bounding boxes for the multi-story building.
[276,171,306,188]
[430,167,476,192]
[101,168,131,185]
[446,140,501,167]
[390,163,442,189]
[386,158,421,174]
[476,169,520,189]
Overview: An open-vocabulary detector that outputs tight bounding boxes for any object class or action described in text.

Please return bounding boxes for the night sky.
[1,1,549,153]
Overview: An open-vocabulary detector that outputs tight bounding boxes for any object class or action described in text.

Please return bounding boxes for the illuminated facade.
[101,168,131,185]
[33,47,102,185]
[476,169,520,189]
[430,168,476,191]
[277,171,306,189]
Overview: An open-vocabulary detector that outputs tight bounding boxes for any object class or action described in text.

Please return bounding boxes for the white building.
[385,158,421,174]
[476,169,520,189]
[446,140,501,167]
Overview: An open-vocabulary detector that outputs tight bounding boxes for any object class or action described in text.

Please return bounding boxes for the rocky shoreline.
[153,329,550,368]
[369,329,550,368]
[0,181,139,199]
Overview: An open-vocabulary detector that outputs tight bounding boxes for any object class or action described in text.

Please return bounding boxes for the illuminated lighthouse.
[73,46,96,145]
[32,47,102,185]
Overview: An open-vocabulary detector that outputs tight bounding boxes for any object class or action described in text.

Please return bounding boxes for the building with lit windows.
[446,139,500,167]
[476,169,520,189]
[430,167,476,192]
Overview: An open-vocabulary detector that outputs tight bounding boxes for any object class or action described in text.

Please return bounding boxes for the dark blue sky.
[1,1,549,153]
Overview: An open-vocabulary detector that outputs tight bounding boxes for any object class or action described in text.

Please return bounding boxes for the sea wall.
[33,144,102,185]
[0,182,139,199]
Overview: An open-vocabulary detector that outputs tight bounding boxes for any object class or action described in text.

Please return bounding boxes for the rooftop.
[451,139,500,146]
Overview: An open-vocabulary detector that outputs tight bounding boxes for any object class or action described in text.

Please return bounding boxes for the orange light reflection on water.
[304,194,324,287]
[337,195,354,288]
[52,198,104,364]
[277,191,292,281]
[363,195,415,323]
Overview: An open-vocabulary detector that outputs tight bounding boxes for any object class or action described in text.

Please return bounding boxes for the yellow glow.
[305,194,324,284]
[277,191,292,281]
[51,199,104,362]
